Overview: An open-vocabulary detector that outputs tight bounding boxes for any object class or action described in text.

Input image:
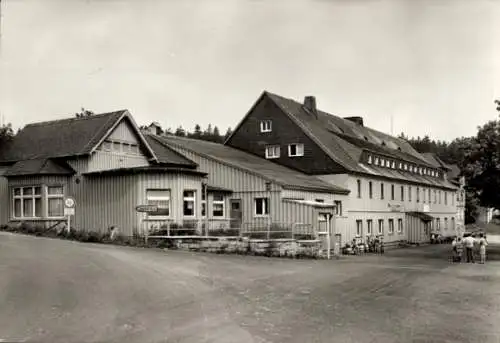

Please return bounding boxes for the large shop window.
[47,186,64,217]
[212,193,225,217]
[146,189,170,217]
[183,190,196,217]
[13,186,42,218]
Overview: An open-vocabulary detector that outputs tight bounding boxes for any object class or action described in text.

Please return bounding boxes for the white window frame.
[265,145,280,159]
[388,219,394,234]
[367,219,373,235]
[288,143,304,157]
[47,185,65,218]
[183,190,196,217]
[374,157,379,165]
[334,200,342,216]
[260,120,272,133]
[146,189,171,219]
[12,186,43,219]
[367,155,373,164]
[378,219,384,235]
[254,197,269,217]
[397,218,403,233]
[212,193,225,217]
[356,220,363,237]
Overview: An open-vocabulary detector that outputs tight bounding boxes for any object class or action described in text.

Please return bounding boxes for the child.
[478,233,488,264]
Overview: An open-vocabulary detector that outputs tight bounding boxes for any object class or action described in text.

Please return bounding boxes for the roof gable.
[0,110,158,163]
[145,135,198,168]
[4,158,75,177]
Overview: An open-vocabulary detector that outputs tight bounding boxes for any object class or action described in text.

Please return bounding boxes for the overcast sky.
[1,0,499,141]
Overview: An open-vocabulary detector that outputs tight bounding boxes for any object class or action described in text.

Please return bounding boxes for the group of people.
[452,233,488,264]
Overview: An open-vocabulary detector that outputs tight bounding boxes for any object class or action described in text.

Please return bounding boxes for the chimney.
[303,96,317,116]
[344,116,364,127]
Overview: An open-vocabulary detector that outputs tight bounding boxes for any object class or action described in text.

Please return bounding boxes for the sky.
[1,0,499,141]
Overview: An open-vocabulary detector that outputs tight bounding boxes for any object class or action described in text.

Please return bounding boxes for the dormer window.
[260,120,272,133]
[404,163,407,171]
[391,161,396,169]
[374,157,379,165]
[265,145,280,159]
[288,143,304,157]
[368,155,373,164]
[381,159,385,167]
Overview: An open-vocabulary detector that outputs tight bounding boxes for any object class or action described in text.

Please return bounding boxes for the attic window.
[265,145,280,159]
[374,157,379,165]
[397,147,402,151]
[391,161,396,169]
[381,159,385,167]
[367,155,373,164]
[260,120,272,133]
[364,136,368,141]
[398,162,402,169]
[288,143,304,157]
[381,141,386,146]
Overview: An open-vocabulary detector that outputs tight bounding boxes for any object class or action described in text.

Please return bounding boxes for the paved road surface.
[1,232,500,343]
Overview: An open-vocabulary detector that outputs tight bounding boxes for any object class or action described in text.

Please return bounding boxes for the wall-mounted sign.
[388,203,403,212]
[64,208,75,216]
[135,205,159,213]
[65,197,76,208]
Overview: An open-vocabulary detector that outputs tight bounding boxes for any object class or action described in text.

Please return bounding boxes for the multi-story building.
[225,91,460,244]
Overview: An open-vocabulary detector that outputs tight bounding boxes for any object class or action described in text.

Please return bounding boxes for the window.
[451,217,455,230]
[334,201,342,216]
[439,190,442,204]
[422,188,426,203]
[416,187,420,203]
[444,217,448,230]
[47,186,64,217]
[388,219,394,234]
[391,161,396,169]
[444,192,448,205]
[391,184,395,200]
[146,189,170,217]
[428,189,431,203]
[356,220,363,236]
[408,186,412,202]
[265,145,280,159]
[357,179,362,198]
[367,219,373,236]
[201,190,206,217]
[368,155,373,164]
[400,186,404,201]
[404,163,408,171]
[380,183,384,200]
[13,186,42,218]
[255,197,269,216]
[288,143,304,157]
[369,181,373,199]
[374,157,379,165]
[398,218,403,233]
[452,193,455,206]
[183,190,196,217]
[436,218,441,231]
[113,141,121,152]
[212,193,225,217]
[398,162,402,169]
[434,190,437,204]
[102,140,112,151]
[378,219,384,235]
[260,120,272,132]
[381,159,385,167]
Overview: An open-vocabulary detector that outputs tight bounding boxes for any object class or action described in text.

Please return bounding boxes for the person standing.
[463,234,475,263]
[478,233,488,264]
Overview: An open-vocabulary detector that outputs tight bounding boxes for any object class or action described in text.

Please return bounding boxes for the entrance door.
[230,199,242,229]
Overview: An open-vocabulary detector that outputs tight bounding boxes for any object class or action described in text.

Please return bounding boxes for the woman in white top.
[478,233,488,264]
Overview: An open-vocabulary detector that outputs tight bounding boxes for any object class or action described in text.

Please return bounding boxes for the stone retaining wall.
[163,237,323,258]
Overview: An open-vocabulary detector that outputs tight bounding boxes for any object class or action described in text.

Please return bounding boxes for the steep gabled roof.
[153,135,350,194]
[421,153,452,171]
[4,158,75,177]
[0,110,158,163]
[145,135,198,168]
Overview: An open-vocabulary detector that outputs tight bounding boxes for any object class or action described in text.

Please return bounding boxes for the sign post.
[64,197,76,233]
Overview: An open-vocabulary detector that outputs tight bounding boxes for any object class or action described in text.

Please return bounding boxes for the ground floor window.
[367,219,373,235]
[183,190,196,217]
[201,190,206,217]
[397,218,403,234]
[444,217,448,230]
[356,220,363,236]
[212,193,225,217]
[388,219,394,234]
[334,201,342,216]
[378,219,384,235]
[146,189,171,217]
[436,218,441,231]
[451,217,455,230]
[13,186,42,219]
[254,197,269,216]
[47,186,64,217]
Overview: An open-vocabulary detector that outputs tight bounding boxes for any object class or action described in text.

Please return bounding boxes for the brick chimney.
[303,96,317,117]
[344,116,364,127]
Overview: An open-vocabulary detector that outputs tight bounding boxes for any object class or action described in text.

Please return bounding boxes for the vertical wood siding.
[108,120,140,143]
[87,151,150,172]
[70,174,139,236]
[137,173,203,235]
[0,167,9,224]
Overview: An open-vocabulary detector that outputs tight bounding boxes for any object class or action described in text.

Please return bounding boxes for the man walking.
[463,234,475,263]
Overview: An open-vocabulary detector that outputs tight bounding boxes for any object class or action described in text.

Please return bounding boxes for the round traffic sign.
[65,197,75,208]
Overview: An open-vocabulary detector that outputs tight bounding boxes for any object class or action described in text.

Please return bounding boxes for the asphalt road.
[1,232,500,343]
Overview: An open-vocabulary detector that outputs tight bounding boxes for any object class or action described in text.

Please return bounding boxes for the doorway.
[230,199,242,229]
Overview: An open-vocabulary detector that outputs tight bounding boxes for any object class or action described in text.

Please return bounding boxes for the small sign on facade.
[64,207,75,216]
[135,205,159,213]
[65,197,76,209]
